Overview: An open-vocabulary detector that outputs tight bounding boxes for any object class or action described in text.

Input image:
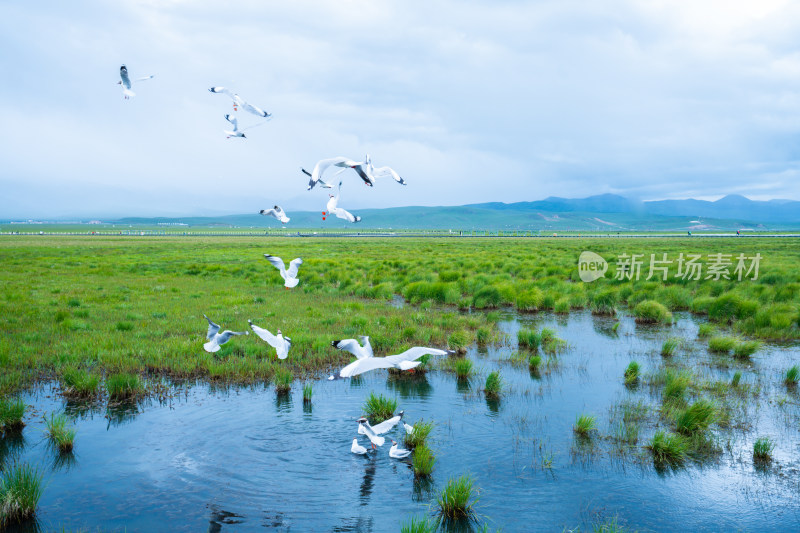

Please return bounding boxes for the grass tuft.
[708,336,737,353]
[0,463,43,525]
[302,383,312,403]
[400,515,438,533]
[697,323,715,338]
[633,300,672,324]
[412,444,436,477]
[517,328,541,350]
[731,371,742,387]
[363,392,397,423]
[436,473,478,521]
[274,368,293,395]
[753,437,774,462]
[623,361,640,385]
[404,420,433,449]
[661,338,679,357]
[528,354,542,370]
[573,414,597,437]
[60,367,100,399]
[647,430,687,465]
[733,340,761,359]
[0,398,26,431]
[45,413,77,453]
[663,369,691,402]
[453,358,473,379]
[675,399,716,435]
[484,371,502,399]
[106,373,144,401]
[784,365,800,387]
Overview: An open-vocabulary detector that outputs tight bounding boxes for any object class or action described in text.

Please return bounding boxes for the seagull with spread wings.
[202,314,248,353]
[209,87,271,118]
[263,254,303,288]
[328,347,453,380]
[248,320,291,359]
[324,182,361,223]
[259,206,290,224]
[118,65,153,99]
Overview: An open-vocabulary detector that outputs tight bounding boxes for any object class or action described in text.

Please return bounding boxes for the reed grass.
[436,473,478,520]
[753,437,774,462]
[529,354,542,370]
[404,419,433,449]
[0,398,26,431]
[106,373,144,401]
[412,444,436,477]
[785,365,800,386]
[0,463,43,525]
[453,358,473,379]
[484,371,502,399]
[663,370,691,402]
[517,328,541,350]
[400,515,437,533]
[707,336,737,353]
[675,399,716,435]
[273,368,293,395]
[302,383,312,403]
[647,430,687,465]
[661,338,680,357]
[697,324,715,338]
[45,413,77,453]
[573,414,597,437]
[733,340,761,358]
[60,367,100,399]
[731,371,742,387]
[363,392,397,423]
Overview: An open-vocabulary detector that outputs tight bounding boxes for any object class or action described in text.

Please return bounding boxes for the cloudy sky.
[2,0,799,218]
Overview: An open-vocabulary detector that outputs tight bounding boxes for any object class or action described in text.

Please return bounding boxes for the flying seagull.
[363,155,407,186]
[331,337,373,360]
[389,440,411,459]
[203,314,248,353]
[118,65,153,99]
[223,114,246,139]
[259,206,290,224]
[209,87,271,118]
[263,254,303,288]
[328,347,453,380]
[358,411,404,436]
[351,438,368,455]
[357,417,385,449]
[301,157,373,190]
[248,320,291,359]
[324,182,361,223]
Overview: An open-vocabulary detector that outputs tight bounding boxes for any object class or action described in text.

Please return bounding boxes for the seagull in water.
[403,422,414,435]
[358,411,404,436]
[328,347,453,380]
[263,254,303,288]
[118,65,153,99]
[324,182,361,223]
[351,438,368,455]
[389,440,412,459]
[259,206,290,224]
[209,87,271,118]
[331,337,373,360]
[248,320,291,359]
[202,314,248,353]
[302,157,374,190]
[357,417,385,449]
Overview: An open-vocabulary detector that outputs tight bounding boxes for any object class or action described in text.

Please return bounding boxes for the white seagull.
[259,206,290,224]
[357,417,385,449]
[389,440,412,459]
[351,438,368,455]
[403,423,414,435]
[358,411,404,436]
[363,155,407,186]
[203,314,248,353]
[324,182,361,224]
[118,65,153,99]
[331,337,373,360]
[223,114,251,139]
[209,87,271,118]
[248,320,291,359]
[302,157,374,190]
[263,254,303,288]
[328,347,453,380]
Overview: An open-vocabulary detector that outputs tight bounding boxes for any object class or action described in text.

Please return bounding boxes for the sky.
[2,0,800,219]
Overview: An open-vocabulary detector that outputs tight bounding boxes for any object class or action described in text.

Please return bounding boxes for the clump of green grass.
[540,328,567,354]
[554,298,570,314]
[447,330,471,353]
[115,321,134,332]
[517,328,541,349]
[60,367,100,399]
[753,437,774,462]
[274,368,293,395]
[476,327,491,346]
[404,420,433,449]
[697,324,715,338]
[453,358,473,379]
[623,361,640,385]
[647,430,688,465]
[45,413,77,453]
[733,340,761,359]
[676,399,716,435]
[363,392,397,423]
[0,463,44,525]
[302,383,312,403]
[633,300,672,324]
[731,371,742,387]
[784,365,800,387]
[400,515,437,533]
[591,516,633,532]
[412,444,436,477]
[663,370,691,402]
[528,354,542,370]
[661,338,680,357]
[573,414,597,437]
[106,373,144,401]
[484,371,502,398]
[436,473,478,521]
[707,335,737,353]
[0,398,26,431]
[590,289,617,316]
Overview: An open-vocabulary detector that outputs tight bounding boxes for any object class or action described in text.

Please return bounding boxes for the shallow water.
[4,310,800,532]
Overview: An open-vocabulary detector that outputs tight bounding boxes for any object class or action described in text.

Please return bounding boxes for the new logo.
[578,251,608,282]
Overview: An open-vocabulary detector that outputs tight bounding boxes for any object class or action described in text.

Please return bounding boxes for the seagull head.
[241,133,247,138]
[357,417,367,424]
[391,440,397,446]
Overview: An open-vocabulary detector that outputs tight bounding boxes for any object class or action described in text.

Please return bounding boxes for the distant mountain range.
[7,194,799,231]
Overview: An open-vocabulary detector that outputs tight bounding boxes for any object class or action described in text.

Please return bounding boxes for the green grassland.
[0,236,798,395]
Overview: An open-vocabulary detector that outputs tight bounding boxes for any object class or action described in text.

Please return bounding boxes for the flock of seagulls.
[352,414,413,459]
[118,64,407,226]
